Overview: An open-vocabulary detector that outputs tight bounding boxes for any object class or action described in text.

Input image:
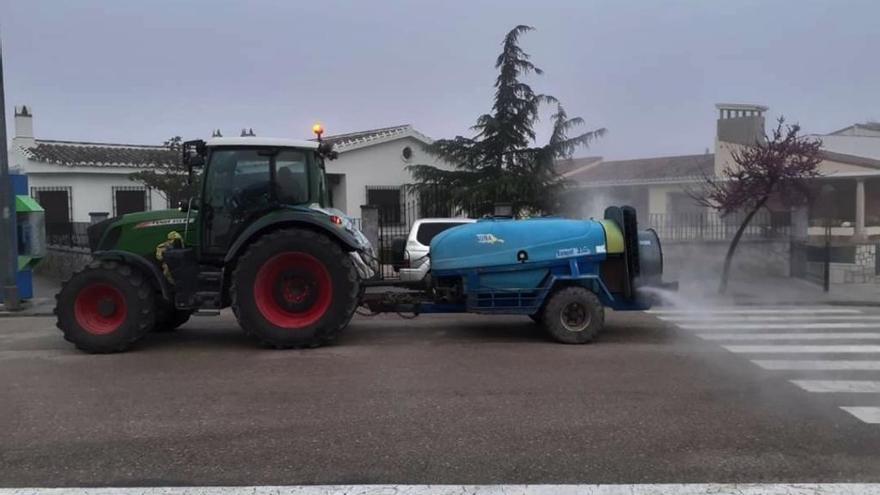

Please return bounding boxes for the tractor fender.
[224,212,362,265]
[93,250,173,302]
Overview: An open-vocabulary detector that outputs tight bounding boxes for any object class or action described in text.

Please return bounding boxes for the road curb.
[0,310,55,317]
[728,299,880,307]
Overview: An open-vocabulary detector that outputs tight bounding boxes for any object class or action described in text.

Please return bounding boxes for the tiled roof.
[21,139,178,168]
[828,122,880,136]
[568,153,715,185]
[321,124,431,151]
[555,156,602,175]
[819,149,880,169]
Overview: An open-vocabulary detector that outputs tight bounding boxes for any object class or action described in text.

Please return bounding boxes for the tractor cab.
[181,136,337,259]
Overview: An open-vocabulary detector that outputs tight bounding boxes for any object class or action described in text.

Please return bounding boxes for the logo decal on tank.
[556,246,592,258]
[134,218,195,229]
[476,234,504,244]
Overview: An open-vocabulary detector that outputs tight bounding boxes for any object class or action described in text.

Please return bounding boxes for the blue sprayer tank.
[430,218,609,272]
[426,211,665,313]
[359,206,674,345]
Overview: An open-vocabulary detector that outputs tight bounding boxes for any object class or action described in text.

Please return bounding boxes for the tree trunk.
[718,197,769,294]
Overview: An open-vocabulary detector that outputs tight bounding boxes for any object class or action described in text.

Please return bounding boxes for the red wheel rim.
[253,252,333,329]
[73,283,127,335]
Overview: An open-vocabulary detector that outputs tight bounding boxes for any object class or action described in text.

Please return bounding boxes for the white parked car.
[396,218,476,283]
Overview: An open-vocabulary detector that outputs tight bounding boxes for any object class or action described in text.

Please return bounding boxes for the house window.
[366,186,402,224]
[31,186,72,241]
[113,186,151,216]
[667,192,704,217]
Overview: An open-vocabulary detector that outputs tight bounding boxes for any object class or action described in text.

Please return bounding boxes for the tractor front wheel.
[541,286,604,344]
[55,260,156,353]
[231,228,360,349]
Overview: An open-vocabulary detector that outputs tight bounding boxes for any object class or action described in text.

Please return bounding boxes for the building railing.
[45,222,91,249]
[646,211,791,241]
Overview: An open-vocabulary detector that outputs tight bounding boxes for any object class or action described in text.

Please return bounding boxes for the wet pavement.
[1,309,880,486]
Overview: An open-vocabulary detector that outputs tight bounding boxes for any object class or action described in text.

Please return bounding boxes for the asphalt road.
[1,308,880,487]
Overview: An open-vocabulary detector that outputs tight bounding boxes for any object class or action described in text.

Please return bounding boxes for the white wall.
[26,172,167,221]
[324,136,450,217]
[818,135,880,160]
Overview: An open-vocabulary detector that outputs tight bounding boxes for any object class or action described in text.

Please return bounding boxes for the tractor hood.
[88,209,194,255]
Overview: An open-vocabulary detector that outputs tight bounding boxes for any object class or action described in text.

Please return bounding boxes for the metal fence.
[373,186,486,280]
[46,222,90,248]
[645,211,791,242]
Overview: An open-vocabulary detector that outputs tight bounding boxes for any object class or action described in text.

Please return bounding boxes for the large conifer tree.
[408,25,605,216]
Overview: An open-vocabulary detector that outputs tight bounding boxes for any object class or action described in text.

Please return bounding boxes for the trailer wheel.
[231,228,360,349]
[55,260,156,353]
[542,286,604,344]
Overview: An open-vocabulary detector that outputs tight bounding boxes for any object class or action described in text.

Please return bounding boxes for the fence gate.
[375,192,418,280]
[790,239,809,280]
[372,186,462,280]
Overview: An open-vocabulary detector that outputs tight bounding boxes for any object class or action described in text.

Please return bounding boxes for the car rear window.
[416,222,468,246]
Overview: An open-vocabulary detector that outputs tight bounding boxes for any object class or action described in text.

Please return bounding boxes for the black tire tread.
[55,259,155,353]
[541,286,604,344]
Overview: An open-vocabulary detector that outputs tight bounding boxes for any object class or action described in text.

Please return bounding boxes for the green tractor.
[56,133,377,353]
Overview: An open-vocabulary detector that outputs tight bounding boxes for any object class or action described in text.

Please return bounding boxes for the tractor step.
[193,309,221,316]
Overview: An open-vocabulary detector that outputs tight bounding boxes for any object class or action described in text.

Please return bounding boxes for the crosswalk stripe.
[660,315,880,323]
[700,332,880,341]
[791,380,880,393]
[841,407,880,424]
[649,308,862,315]
[681,323,880,331]
[752,360,880,370]
[724,345,880,353]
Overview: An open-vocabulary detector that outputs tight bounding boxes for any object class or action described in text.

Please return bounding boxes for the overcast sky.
[2,0,878,160]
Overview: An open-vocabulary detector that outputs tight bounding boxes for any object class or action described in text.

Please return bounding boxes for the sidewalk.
[677,274,880,307]
[0,274,58,316]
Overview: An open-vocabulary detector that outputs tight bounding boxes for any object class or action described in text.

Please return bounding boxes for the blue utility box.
[0,174,45,301]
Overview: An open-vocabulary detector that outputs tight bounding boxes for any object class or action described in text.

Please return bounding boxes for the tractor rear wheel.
[231,228,360,349]
[55,260,156,353]
[541,286,604,344]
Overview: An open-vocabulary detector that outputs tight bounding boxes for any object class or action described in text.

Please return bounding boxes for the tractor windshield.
[203,147,328,211]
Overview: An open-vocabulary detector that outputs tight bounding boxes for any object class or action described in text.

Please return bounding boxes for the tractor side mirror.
[185,153,205,168]
[178,198,199,213]
[181,140,207,183]
[317,142,338,161]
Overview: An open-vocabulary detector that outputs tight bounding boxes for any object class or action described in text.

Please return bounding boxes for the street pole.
[820,183,835,294]
[824,222,831,293]
[0,34,21,310]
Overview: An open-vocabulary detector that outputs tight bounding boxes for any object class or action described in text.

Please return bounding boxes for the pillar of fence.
[360,205,379,251]
[89,212,109,225]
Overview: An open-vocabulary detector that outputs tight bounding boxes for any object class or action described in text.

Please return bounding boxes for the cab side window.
[275,150,309,205]
[203,149,271,252]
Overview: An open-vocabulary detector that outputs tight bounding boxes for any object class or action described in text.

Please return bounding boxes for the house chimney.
[714,103,768,175]
[14,105,34,138]
[13,105,35,149]
[715,103,767,145]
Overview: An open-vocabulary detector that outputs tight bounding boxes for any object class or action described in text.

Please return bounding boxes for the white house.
[560,103,880,284]
[10,106,173,230]
[319,124,446,219]
[9,106,448,228]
